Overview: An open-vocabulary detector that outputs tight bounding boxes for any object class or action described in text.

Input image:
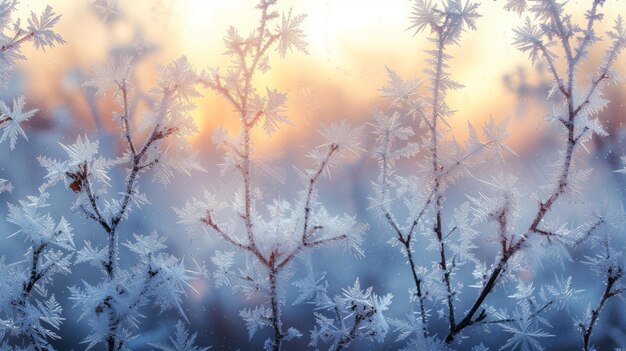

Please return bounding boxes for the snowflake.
[150,321,211,351]
[0,96,38,150]
[276,9,308,58]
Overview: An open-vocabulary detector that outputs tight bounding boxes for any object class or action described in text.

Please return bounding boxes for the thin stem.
[476,299,555,326]
[73,79,180,351]
[82,163,111,233]
[0,31,34,53]
[431,30,456,334]
[119,82,136,156]
[202,211,250,251]
[269,267,283,351]
[333,307,376,351]
[22,243,46,295]
[574,0,603,64]
[581,269,623,351]
[302,144,338,243]
[405,240,429,338]
[446,7,588,338]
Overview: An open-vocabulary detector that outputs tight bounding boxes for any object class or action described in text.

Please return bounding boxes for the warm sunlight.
[11,0,626,152]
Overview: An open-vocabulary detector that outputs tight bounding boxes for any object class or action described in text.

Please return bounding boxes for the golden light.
[12,0,626,151]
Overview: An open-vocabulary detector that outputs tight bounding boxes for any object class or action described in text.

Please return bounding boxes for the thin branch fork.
[447,84,585,341]
[581,265,623,351]
[573,0,604,64]
[447,140,577,342]
[573,72,608,117]
[201,210,250,251]
[428,28,458,334]
[73,73,184,351]
[275,144,343,271]
[302,143,339,243]
[8,241,59,350]
[377,102,437,341]
[81,163,111,233]
[334,305,377,351]
[446,66,581,346]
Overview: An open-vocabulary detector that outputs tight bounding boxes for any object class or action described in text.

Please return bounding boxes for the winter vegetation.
[371,0,626,350]
[0,0,625,350]
[0,2,69,350]
[175,2,367,350]
[37,54,204,350]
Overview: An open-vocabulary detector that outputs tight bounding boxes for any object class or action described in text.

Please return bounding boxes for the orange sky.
[13,0,626,152]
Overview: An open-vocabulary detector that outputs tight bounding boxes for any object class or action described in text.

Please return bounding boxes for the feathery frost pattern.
[0,0,625,350]
[38,54,203,350]
[0,2,63,150]
[175,1,367,350]
[370,0,626,349]
[0,1,66,350]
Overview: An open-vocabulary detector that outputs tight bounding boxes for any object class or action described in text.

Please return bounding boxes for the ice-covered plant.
[39,55,203,350]
[575,163,626,351]
[175,1,366,350]
[0,1,64,89]
[0,1,62,149]
[149,320,211,351]
[0,1,64,190]
[578,204,624,351]
[0,187,74,350]
[370,0,626,349]
[298,270,392,351]
[0,3,67,349]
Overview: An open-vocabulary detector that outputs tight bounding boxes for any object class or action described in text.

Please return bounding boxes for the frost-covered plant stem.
[82,83,174,351]
[333,303,378,351]
[380,129,433,338]
[306,276,392,349]
[13,242,51,349]
[0,3,64,150]
[3,188,74,350]
[42,57,200,348]
[373,1,624,347]
[185,2,367,349]
[201,3,280,343]
[446,0,623,342]
[580,268,622,351]
[0,31,34,55]
[202,144,343,351]
[430,30,457,336]
[578,226,625,351]
[268,270,282,350]
[0,4,67,348]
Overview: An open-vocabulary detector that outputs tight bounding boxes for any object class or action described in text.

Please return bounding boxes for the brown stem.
[430,31,456,335]
[119,82,136,156]
[405,239,429,338]
[447,61,580,349]
[23,243,46,295]
[333,307,376,351]
[581,268,623,351]
[269,268,283,351]
[0,32,34,53]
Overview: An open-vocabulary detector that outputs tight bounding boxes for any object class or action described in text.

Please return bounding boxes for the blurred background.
[0,0,625,349]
